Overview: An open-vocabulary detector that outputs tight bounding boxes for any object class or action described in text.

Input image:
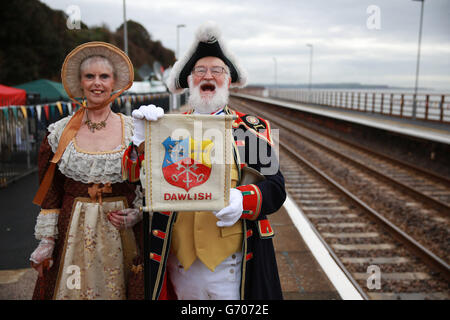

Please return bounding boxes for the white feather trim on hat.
[166,59,186,94]
[166,21,248,94]
[196,20,222,42]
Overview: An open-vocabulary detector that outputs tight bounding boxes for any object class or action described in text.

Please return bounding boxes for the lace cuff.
[34,209,60,240]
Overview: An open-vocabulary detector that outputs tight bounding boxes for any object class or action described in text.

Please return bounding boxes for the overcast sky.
[40,0,450,91]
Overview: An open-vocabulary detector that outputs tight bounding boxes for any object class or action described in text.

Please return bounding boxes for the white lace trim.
[35,213,59,240]
[47,114,134,184]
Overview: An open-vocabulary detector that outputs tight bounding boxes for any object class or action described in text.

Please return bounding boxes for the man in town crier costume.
[122,21,286,300]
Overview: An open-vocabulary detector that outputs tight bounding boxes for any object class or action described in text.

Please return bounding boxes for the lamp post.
[306,44,313,92]
[172,24,186,111]
[176,24,186,59]
[273,57,277,89]
[412,0,425,119]
[123,0,128,55]
[122,1,130,115]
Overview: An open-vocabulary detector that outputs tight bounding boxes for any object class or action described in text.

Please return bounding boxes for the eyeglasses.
[192,66,228,77]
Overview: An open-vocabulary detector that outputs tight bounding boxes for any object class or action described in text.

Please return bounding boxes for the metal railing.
[238,88,450,124]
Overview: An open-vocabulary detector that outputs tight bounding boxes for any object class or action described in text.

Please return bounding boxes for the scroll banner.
[144,114,233,212]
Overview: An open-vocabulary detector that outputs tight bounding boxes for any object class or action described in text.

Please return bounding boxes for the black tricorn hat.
[167,21,248,93]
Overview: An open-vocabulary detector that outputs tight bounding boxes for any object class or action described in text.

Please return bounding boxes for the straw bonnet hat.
[167,21,248,94]
[33,42,133,206]
[61,41,134,99]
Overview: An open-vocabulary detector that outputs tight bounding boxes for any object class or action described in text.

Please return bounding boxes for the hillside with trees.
[0,0,176,86]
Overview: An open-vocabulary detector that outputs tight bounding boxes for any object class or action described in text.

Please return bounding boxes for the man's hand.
[213,188,243,227]
[131,104,164,146]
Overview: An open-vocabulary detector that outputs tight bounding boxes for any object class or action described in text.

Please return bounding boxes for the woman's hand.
[30,238,55,277]
[107,208,143,230]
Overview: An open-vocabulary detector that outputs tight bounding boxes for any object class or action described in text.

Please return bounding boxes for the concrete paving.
[0,171,40,299]
[270,206,341,300]
[0,171,40,270]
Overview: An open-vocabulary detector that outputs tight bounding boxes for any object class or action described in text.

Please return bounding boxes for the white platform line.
[283,194,364,300]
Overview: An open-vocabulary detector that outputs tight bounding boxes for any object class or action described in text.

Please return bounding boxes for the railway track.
[231,96,450,300]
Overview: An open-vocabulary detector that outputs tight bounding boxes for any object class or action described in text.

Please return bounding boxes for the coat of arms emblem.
[161,136,214,192]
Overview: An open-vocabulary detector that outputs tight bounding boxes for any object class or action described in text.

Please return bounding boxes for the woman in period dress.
[29,42,144,300]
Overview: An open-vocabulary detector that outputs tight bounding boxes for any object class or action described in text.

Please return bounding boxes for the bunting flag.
[36,105,42,121]
[56,101,63,115]
[11,106,18,119]
[43,104,50,120]
[0,92,171,123]
[2,108,9,121]
[20,106,27,119]
[29,106,35,119]
[50,103,56,119]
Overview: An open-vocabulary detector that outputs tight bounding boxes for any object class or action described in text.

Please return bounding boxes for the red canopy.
[0,84,27,107]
